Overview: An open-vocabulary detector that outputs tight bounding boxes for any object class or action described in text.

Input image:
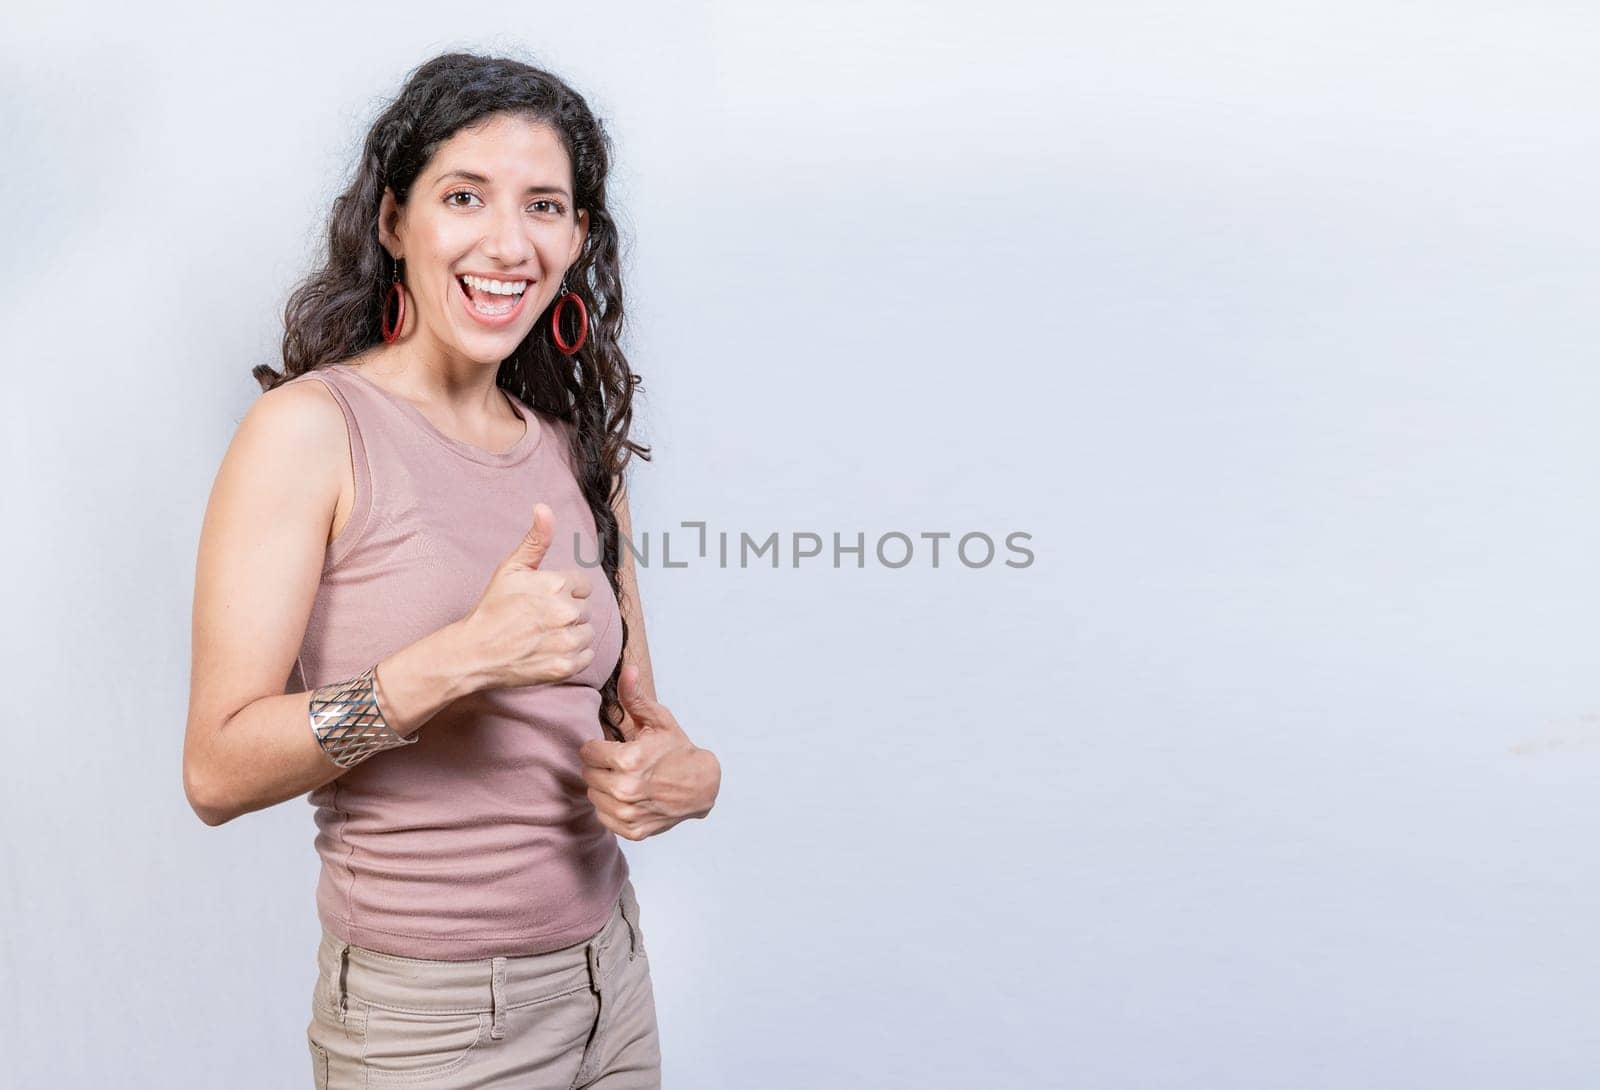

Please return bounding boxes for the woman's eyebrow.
[435,169,570,199]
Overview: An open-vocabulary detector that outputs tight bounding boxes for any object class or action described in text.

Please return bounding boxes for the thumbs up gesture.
[458,502,597,690]
[578,663,722,841]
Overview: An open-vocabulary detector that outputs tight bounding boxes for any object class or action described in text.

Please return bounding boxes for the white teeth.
[461,274,528,296]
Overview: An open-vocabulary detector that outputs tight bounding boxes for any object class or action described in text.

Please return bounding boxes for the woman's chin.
[426,317,533,362]
[455,339,520,366]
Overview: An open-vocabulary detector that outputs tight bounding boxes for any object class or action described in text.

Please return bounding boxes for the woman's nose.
[482,209,534,266]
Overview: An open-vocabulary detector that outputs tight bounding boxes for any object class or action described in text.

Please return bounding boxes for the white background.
[3,2,1598,1087]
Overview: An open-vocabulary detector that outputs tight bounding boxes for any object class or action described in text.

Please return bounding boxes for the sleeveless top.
[280,362,628,960]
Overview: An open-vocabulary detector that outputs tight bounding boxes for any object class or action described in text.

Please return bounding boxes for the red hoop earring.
[381,259,406,344]
[550,282,588,356]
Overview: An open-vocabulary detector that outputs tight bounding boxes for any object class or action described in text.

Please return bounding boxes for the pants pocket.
[307,1039,330,1089]
[361,1002,489,1083]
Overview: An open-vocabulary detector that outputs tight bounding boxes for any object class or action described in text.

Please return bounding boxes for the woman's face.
[378,113,590,365]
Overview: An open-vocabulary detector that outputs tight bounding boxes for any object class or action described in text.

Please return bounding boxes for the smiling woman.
[183,49,719,1090]
[375,114,591,348]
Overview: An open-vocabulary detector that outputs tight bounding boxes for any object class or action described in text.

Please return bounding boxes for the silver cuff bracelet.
[309,665,418,769]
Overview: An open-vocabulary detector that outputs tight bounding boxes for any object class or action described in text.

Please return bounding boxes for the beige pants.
[306,878,661,1089]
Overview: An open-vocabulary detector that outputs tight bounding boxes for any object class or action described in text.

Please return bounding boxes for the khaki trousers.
[306,878,661,1089]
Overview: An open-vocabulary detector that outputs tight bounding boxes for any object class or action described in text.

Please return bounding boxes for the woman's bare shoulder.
[244,371,348,458]
[209,372,352,531]
[195,372,356,572]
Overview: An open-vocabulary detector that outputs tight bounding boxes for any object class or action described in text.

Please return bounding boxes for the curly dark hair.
[253,50,650,742]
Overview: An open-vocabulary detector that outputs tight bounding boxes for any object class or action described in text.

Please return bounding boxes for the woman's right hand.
[457,503,596,690]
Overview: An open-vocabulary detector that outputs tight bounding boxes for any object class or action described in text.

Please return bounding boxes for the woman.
[183,52,721,1089]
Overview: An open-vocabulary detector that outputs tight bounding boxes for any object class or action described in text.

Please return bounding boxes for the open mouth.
[455,275,532,326]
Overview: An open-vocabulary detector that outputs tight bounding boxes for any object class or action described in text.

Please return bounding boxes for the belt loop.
[490,957,507,1040]
[586,941,603,994]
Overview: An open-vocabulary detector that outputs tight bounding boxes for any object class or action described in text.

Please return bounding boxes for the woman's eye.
[444,191,562,215]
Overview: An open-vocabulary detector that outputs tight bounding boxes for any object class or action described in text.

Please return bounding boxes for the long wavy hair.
[253,51,649,742]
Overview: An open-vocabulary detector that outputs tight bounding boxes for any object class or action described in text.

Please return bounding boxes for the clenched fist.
[579,663,722,841]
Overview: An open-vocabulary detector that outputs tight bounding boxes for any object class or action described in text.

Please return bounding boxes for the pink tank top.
[282,362,628,959]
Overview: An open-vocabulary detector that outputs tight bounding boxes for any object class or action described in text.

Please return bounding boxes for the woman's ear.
[377,186,403,257]
[569,208,590,266]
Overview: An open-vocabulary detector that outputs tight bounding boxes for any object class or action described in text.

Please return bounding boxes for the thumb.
[618,663,656,727]
[506,503,554,570]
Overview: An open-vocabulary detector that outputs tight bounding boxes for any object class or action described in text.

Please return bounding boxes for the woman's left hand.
[578,663,722,841]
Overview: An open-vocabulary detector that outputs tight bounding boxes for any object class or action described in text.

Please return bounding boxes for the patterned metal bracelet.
[309,665,419,769]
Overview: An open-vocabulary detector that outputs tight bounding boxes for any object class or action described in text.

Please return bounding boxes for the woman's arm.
[182,381,486,827]
[606,475,721,804]
[609,474,658,733]
[576,471,723,837]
